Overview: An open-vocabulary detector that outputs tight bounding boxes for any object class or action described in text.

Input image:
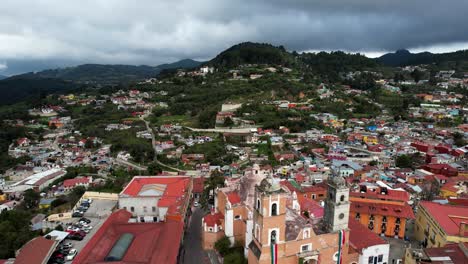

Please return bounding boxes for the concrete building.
[118,176,192,223]
[414,201,468,248]
[348,219,390,264]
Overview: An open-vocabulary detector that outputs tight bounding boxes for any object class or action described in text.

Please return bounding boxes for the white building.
[349,219,390,264]
[118,176,192,223]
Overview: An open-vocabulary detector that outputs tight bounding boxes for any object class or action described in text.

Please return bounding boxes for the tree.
[214,236,231,256]
[147,162,163,175]
[453,132,466,147]
[395,154,412,168]
[411,69,423,83]
[201,170,225,209]
[223,117,234,127]
[393,72,405,83]
[22,189,40,209]
[223,252,247,264]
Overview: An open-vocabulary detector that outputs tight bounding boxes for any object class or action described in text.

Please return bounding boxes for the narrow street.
[181,208,215,264]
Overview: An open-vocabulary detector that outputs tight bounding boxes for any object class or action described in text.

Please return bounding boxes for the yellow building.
[414,201,468,248]
[363,136,378,145]
[0,193,7,202]
[439,182,459,198]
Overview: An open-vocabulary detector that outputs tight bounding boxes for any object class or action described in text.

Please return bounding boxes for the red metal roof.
[350,201,415,219]
[420,201,468,236]
[74,209,184,264]
[15,236,56,264]
[348,218,387,252]
[63,177,91,188]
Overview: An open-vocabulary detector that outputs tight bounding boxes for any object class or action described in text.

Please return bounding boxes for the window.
[378,255,383,262]
[234,215,241,220]
[303,229,310,239]
[355,213,360,220]
[368,256,374,264]
[271,203,278,216]
[301,244,310,252]
[130,206,135,212]
[152,206,156,212]
[312,194,316,199]
[340,195,345,202]
[257,200,260,210]
[140,217,145,222]
[208,227,213,232]
[123,206,127,210]
[153,217,158,222]
[143,206,147,213]
[329,192,334,200]
[270,230,277,245]
[339,213,345,219]
[319,194,324,197]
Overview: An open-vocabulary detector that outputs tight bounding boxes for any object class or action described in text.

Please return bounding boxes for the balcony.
[297,249,320,260]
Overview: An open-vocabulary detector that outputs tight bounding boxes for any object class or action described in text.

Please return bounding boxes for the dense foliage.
[208,42,295,68]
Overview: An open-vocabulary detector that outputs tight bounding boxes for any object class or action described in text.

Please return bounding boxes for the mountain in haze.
[0,75,6,80]
[377,49,468,67]
[7,59,203,85]
[207,42,296,68]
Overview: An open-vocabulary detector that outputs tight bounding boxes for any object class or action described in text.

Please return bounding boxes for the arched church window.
[270,230,277,244]
[340,195,345,202]
[271,203,278,216]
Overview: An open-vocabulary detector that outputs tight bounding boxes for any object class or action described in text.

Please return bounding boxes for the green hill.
[207,42,295,68]
[377,49,468,67]
[8,59,202,86]
[0,77,76,105]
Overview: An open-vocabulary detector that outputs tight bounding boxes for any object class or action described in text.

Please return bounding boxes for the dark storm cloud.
[0,0,467,75]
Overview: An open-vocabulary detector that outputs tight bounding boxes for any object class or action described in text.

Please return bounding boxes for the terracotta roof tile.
[348,218,387,252]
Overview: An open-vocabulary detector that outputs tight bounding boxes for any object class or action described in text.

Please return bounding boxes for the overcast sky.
[1,0,468,75]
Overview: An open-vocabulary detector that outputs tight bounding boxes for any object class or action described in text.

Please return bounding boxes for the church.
[202,164,354,264]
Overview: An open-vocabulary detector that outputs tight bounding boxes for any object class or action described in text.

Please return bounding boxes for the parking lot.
[55,199,117,262]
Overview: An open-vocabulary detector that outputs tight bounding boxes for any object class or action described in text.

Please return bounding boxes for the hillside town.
[0,56,467,264]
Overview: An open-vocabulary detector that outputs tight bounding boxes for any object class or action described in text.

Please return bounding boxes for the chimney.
[459,222,466,237]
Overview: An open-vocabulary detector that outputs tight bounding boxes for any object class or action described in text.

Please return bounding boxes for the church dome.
[259,175,281,193]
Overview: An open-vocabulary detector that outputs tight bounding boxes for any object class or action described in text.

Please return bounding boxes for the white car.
[66,249,77,261]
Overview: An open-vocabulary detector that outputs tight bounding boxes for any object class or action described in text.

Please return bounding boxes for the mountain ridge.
[377,49,468,66]
[5,59,203,85]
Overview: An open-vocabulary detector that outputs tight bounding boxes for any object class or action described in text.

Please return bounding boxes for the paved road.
[182,208,212,264]
[114,158,148,171]
[184,126,256,133]
[140,116,183,172]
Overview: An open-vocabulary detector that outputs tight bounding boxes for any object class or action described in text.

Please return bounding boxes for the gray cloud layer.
[1,0,467,74]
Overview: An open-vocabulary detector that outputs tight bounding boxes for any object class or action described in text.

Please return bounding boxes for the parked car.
[60,242,72,249]
[79,217,91,224]
[66,249,78,261]
[68,234,83,241]
[72,211,83,218]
